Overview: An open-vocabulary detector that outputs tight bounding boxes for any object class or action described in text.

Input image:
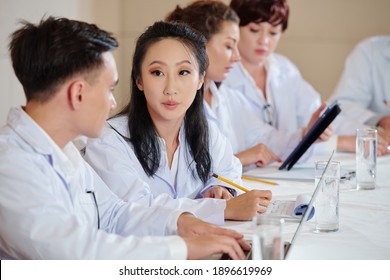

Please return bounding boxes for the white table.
[225,153,390,260]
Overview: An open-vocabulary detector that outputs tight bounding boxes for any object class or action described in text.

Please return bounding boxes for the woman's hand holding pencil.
[210,172,273,220]
[224,190,272,220]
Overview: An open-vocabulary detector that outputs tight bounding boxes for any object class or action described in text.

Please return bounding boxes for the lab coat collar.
[108,114,189,194]
[232,55,279,88]
[209,81,222,106]
[7,107,79,186]
[155,123,189,195]
[208,81,228,117]
[266,55,280,77]
[157,122,185,166]
[203,99,217,124]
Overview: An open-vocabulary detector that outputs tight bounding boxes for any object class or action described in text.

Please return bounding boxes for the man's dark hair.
[9,16,118,102]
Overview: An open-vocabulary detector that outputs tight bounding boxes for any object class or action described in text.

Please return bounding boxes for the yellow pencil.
[210,172,249,192]
[241,175,278,186]
[210,172,270,201]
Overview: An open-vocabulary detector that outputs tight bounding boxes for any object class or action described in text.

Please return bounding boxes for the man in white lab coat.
[329,36,390,142]
[0,16,249,260]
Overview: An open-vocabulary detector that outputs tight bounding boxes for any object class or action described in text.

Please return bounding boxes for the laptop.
[279,101,341,171]
[221,151,335,260]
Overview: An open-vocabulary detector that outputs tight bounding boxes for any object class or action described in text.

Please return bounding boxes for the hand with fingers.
[302,102,334,143]
[203,185,234,200]
[236,144,281,168]
[224,190,272,221]
[177,213,251,260]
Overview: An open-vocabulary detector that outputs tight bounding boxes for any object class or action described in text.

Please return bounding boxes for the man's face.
[79,52,118,138]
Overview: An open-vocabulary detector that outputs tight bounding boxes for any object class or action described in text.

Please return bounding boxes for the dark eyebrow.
[148,60,193,66]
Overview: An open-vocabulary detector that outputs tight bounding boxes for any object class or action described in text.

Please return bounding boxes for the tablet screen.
[279,101,341,171]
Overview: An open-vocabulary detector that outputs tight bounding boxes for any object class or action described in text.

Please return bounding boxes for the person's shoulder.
[0,133,44,172]
[108,114,128,129]
[352,36,390,56]
[224,63,245,86]
[357,35,390,47]
[272,53,298,69]
[219,83,248,107]
[106,114,131,138]
[219,82,241,96]
[0,126,25,156]
[205,118,224,140]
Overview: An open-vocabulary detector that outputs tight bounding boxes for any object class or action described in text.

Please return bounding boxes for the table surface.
[224,153,390,260]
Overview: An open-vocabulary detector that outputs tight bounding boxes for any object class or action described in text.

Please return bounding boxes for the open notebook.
[265,194,315,221]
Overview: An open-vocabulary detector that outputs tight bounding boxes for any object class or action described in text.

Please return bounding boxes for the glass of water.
[314,161,340,233]
[252,216,284,260]
[356,128,377,190]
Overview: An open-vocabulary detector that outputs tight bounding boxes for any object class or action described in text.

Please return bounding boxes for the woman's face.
[238,21,282,65]
[136,38,204,125]
[206,21,240,82]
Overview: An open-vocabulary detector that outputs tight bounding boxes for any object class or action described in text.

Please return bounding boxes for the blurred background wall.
[1,0,390,124]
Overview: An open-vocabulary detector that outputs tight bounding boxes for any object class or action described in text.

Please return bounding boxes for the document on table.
[244,156,356,182]
[244,164,315,182]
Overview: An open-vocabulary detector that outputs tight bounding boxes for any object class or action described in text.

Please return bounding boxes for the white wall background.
[1,0,390,124]
[277,0,390,100]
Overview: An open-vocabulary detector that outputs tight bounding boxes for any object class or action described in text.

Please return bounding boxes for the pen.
[241,175,278,186]
[340,171,356,182]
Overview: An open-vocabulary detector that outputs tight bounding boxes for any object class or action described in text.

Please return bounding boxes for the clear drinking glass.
[252,216,284,260]
[356,128,377,190]
[314,160,340,233]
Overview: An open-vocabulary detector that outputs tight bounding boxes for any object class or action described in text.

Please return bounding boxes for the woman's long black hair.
[116,21,211,183]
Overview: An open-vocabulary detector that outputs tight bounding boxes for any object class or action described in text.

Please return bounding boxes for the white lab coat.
[84,116,243,226]
[0,107,187,260]
[223,55,324,160]
[204,82,273,170]
[329,36,390,126]
[203,81,246,153]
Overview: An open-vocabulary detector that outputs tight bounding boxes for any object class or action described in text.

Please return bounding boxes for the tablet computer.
[278,101,341,171]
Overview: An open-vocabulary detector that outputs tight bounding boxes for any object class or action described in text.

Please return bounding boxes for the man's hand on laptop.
[177,213,251,259]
